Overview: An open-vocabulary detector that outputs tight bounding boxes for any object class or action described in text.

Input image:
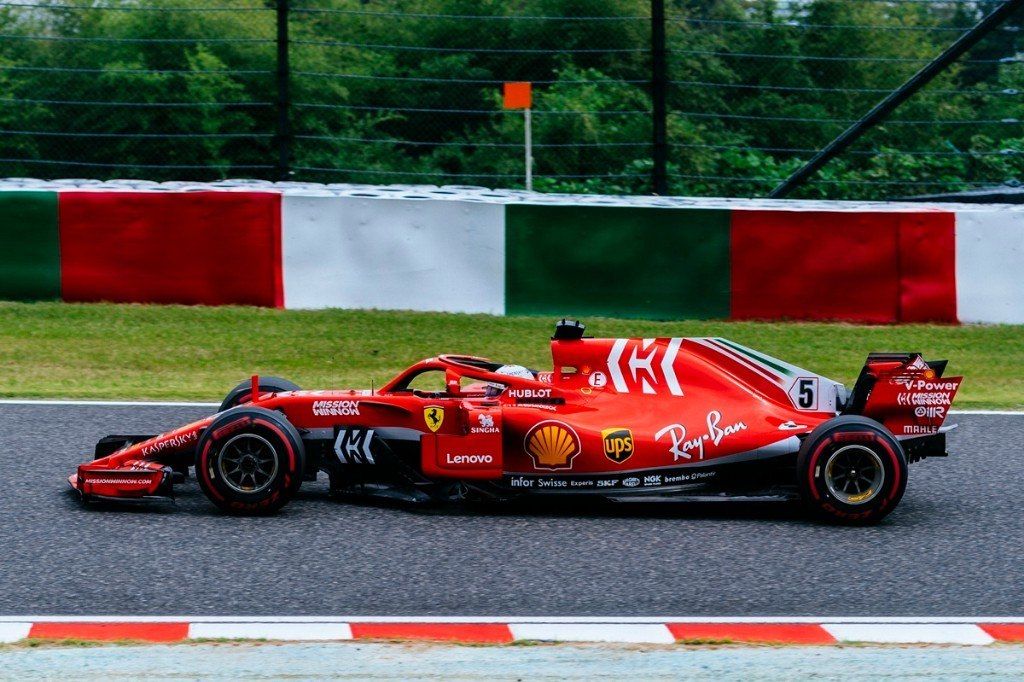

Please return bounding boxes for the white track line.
[0,623,31,643]
[823,623,995,645]
[188,622,353,641]
[509,623,675,644]
[0,399,219,407]
[4,618,1015,646]
[3,616,1024,624]
[0,399,1020,415]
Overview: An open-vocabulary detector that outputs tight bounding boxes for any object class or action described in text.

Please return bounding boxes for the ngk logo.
[606,338,683,396]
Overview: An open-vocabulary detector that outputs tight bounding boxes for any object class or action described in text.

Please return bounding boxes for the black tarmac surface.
[0,404,1019,616]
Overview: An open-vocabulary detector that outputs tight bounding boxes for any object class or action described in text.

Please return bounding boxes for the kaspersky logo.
[524,421,580,471]
[601,428,634,463]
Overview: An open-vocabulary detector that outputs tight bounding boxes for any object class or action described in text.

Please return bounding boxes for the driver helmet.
[486,364,534,396]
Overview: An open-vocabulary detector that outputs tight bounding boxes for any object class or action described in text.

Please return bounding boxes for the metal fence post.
[651,0,668,195]
[275,0,291,180]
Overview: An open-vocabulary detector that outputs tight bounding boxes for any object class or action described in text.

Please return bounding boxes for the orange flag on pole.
[503,82,532,110]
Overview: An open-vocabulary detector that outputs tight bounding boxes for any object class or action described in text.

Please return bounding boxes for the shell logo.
[524,421,581,471]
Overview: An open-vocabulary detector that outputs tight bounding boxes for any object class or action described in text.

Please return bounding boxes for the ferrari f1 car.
[69,320,962,524]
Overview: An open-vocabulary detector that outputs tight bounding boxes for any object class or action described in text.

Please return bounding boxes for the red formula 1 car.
[69,320,962,524]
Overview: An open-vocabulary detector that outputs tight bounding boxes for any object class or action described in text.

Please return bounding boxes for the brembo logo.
[312,400,361,417]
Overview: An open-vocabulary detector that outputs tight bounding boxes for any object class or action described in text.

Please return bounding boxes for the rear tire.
[797,415,907,525]
[195,406,305,515]
[219,376,301,412]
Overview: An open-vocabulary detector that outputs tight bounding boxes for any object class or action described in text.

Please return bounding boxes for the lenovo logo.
[445,453,494,466]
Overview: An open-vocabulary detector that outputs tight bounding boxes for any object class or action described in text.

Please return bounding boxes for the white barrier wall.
[956,210,1024,324]
[282,194,505,314]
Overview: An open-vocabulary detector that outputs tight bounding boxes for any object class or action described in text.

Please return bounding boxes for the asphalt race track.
[1,404,1021,617]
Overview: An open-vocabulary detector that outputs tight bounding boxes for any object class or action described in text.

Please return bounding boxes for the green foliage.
[0,0,1021,198]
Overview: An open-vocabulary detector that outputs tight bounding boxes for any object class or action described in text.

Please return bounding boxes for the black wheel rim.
[217,433,279,494]
[824,444,885,505]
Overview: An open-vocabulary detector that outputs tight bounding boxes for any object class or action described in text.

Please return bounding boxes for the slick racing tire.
[195,406,305,515]
[219,376,301,412]
[797,415,908,525]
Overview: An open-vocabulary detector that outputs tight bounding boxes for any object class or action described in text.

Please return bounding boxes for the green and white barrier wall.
[1,182,1022,324]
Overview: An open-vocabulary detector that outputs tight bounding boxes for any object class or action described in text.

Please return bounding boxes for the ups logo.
[602,428,634,463]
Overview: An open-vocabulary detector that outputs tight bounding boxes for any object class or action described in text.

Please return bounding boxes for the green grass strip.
[0,302,1019,409]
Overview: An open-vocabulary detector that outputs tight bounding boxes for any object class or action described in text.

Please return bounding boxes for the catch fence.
[0,0,1021,198]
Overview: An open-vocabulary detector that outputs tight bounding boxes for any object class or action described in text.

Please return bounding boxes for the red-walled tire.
[219,377,301,413]
[195,406,305,515]
[797,415,908,525]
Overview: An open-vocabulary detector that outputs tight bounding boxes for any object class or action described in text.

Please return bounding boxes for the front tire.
[195,406,305,515]
[797,415,907,525]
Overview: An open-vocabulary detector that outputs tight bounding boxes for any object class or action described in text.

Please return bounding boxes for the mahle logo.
[601,428,634,463]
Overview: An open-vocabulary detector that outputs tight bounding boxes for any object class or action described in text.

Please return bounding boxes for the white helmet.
[494,364,534,381]
[486,364,534,395]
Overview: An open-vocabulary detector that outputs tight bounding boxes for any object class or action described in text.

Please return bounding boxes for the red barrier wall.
[59,191,282,307]
[730,210,955,323]
[897,212,957,323]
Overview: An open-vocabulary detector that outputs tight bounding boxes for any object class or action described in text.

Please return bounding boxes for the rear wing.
[843,352,962,438]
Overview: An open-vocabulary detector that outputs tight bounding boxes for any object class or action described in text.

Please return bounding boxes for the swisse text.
[445,453,494,465]
[312,400,361,417]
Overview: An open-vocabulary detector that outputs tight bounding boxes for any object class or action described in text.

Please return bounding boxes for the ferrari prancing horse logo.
[424,406,445,433]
